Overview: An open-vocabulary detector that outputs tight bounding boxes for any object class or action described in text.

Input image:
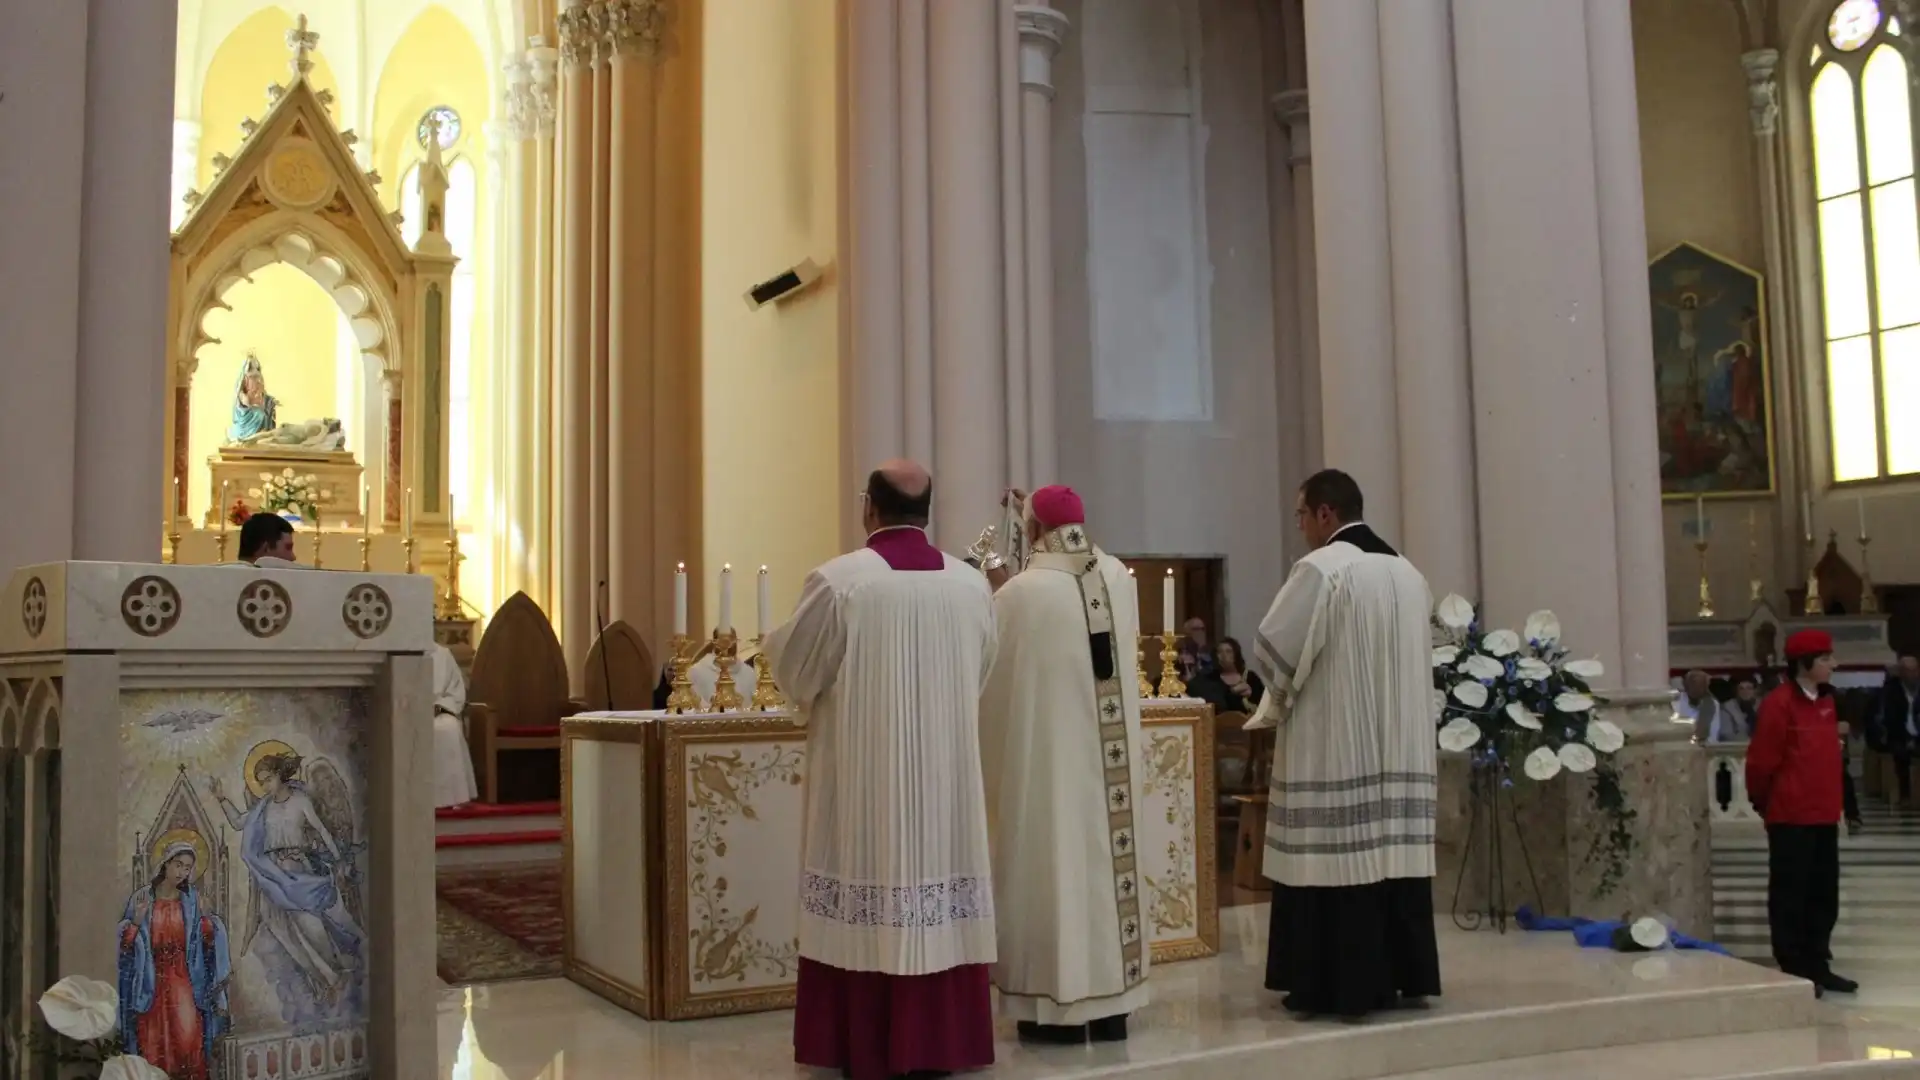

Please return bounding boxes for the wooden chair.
[584,620,656,711]
[467,592,581,804]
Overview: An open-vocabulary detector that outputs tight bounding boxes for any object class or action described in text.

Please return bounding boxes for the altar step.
[435,800,560,868]
[1371,1023,1920,1080]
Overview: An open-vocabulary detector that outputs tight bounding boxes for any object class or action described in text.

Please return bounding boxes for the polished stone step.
[1368,1023,1920,1080]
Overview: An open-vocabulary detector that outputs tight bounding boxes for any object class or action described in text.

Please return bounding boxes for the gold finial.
[287,14,319,79]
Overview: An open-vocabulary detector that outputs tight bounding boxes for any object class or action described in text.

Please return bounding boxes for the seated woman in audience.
[1191,637,1264,718]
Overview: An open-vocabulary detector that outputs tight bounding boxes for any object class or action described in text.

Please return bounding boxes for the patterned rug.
[436,863,564,985]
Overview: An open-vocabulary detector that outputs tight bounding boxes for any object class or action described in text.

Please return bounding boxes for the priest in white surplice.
[765,460,999,1080]
[429,643,478,808]
[1247,469,1441,1019]
[978,485,1148,1045]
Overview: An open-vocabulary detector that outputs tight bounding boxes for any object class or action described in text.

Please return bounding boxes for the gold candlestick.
[402,537,416,575]
[165,528,182,566]
[1157,631,1187,698]
[439,531,465,618]
[1859,535,1879,613]
[749,635,785,710]
[357,537,371,572]
[1694,540,1714,619]
[665,634,700,714]
[710,631,745,712]
[1137,635,1156,700]
[214,533,229,563]
[1803,534,1823,615]
[1746,508,1763,607]
[310,513,324,570]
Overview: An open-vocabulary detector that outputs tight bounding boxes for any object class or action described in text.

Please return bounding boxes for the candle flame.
[723,563,732,572]
[677,562,685,571]
[759,565,768,573]
[1165,568,1174,576]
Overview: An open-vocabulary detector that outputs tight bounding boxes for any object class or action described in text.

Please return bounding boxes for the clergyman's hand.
[1001,488,1029,510]
[985,563,1013,593]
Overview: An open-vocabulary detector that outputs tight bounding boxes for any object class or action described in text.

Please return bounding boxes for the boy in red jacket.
[1746,629,1855,996]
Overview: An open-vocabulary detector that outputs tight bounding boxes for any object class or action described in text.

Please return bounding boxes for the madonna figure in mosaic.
[117,838,232,1079]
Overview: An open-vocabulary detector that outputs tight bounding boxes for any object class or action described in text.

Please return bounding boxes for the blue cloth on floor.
[1515,906,1730,955]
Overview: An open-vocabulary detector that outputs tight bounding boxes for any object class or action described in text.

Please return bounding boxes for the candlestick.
[1137,634,1156,700]
[757,566,772,639]
[674,562,689,635]
[665,634,700,713]
[440,530,465,618]
[214,533,228,563]
[310,511,324,570]
[1860,534,1880,614]
[1694,540,1714,619]
[710,630,744,712]
[718,564,734,633]
[750,634,785,710]
[402,536,416,574]
[1803,532,1823,615]
[1157,631,1187,698]
[165,527,182,566]
[1747,507,1763,607]
[1162,569,1175,636]
[357,536,370,572]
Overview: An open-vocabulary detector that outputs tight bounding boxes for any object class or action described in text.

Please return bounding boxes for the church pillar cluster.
[0,0,174,575]
[839,0,1065,548]
[552,0,699,683]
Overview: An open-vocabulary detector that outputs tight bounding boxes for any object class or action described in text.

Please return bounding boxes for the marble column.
[1274,88,1320,482]
[382,372,405,525]
[1378,1,1477,600]
[1302,0,1400,541]
[998,1,1030,492]
[530,41,561,611]
[1017,4,1067,488]
[928,0,1007,544]
[557,3,596,675]
[900,2,936,477]
[1745,46,1803,602]
[606,14,661,631]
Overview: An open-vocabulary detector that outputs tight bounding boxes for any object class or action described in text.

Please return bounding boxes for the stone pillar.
[382,372,404,524]
[1302,0,1400,541]
[1378,1,1477,600]
[1745,46,1803,601]
[900,1,936,476]
[1017,4,1067,487]
[557,3,596,675]
[1274,88,1320,484]
[998,1,1030,492]
[529,41,561,610]
[928,0,1007,543]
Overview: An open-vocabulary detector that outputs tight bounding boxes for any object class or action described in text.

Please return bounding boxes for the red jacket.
[1746,681,1843,826]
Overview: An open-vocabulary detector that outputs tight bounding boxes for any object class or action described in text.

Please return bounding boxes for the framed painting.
[1648,242,1775,497]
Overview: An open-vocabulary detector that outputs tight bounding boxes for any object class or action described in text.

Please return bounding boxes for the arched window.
[1809,0,1920,481]
[397,157,479,533]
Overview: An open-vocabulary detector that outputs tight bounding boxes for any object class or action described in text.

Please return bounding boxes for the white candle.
[673,563,688,636]
[220,482,230,535]
[1694,495,1705,538]
[1857,495,1868,541]
[757,566,772,637]
[1162,569,1175,636]
[362,486,371,538]
[403,487,413,535]
[719,563,734,633]
[1803,492,1814,543]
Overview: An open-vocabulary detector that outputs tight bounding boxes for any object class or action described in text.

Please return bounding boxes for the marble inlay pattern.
[341,583,394,639]
[236,578,295,637]
[121,575,183,637]
[20,577,47,639]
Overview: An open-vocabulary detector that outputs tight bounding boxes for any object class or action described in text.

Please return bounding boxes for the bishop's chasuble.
[979,525,1150,1025]
[765,525,999,1079]
[1250,522,1441,1018]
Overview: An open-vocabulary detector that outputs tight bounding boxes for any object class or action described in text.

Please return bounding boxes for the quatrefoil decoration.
[121,576,183,638]
[341,583,393,639]
[20,576,47,639]
[236,580,294,638]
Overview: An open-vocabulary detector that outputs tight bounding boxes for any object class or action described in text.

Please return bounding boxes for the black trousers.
[1843,765,1860,822]
[1894,747,1913,801]
[1766,823,1839,979]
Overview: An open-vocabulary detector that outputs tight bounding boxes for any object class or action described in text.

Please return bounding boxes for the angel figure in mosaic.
[207,742,366,1018]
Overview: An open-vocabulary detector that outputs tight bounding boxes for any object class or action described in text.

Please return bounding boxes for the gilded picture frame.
[1648,241,1776,498]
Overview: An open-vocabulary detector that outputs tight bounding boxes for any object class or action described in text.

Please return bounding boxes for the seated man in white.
[431,643,479,808]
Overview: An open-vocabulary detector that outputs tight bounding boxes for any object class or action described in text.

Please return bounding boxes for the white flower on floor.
[1586,718,1625,753]
[1463,654,1505,681]
[1554,692,1595,713]
[1558,742,1597,773]
[1524,609,1562,646]
[1506,702,1543,730]
[1630,917,1669,950]
[101,1057,170,1080]
[1524,746,1562,780]
[1432,645,1459,666]
[1439,718,1482,752]
[1564,658,1605,680]
[38,974,117,1041]
[1482,629,1521,657]
[1437,594,1476,632]
[1517,657,1552,682]
[1452,681,1489,709]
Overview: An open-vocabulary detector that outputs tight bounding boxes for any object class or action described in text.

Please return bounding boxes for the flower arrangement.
[31,975,166,1079]
[227,498,253,526]
[1431,594,1637,897]
[249,467,329,522]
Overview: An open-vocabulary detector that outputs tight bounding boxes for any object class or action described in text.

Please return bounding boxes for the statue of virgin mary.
[228,353,279,443]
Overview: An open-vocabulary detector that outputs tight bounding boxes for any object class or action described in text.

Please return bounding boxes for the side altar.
[0,561,436,1080]
[206,446,366,530]
[560,700,1218,1021]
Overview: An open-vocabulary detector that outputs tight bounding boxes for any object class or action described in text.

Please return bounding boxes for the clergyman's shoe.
[1088,1015,1129,1042]
[1818,971,1860,995]
[1017,1021,1088,1045]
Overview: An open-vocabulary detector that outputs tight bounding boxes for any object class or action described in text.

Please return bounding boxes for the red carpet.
[436,863,564,985]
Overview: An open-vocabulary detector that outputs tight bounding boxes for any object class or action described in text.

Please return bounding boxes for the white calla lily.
[1452,681,1489,709]
[1431,689,1447,722]
[1586,718,1625,753]
[1524,610,1562,645]
[1462,654,1505,680]
[1437,594,1476,631]
[1482,629,1521,657]
[101,1057,171,1080]
[1564,658,1605,680]
[38,975,117,1041]
[1554,692,1595,713]
[1506,702,1543,730]
[1629,917,1670,951]
[1438,718,1482,752]
[1516,658,1552,682]
[1432,645,1459,667]
[1523,746,1562,780]
[1558,742,1597,773]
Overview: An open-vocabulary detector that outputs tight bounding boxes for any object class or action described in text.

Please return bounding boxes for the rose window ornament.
[341,583,393,639]
[121,576,183,638]
[1830,0,1883,50]
[236,579,294,638]
[20,577,47,638]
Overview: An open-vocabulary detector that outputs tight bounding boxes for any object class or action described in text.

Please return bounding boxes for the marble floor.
[431,904,1920,1080]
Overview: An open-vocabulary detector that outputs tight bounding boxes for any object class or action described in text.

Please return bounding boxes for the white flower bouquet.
[30,975,168,1078]
[249,467,330,522]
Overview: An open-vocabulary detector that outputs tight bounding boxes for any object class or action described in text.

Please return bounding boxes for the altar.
[560,700,1218,1021]
[205,445,367,529]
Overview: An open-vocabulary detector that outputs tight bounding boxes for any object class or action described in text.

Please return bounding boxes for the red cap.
[1029,485,1085,530]
[1784,628,1833,660]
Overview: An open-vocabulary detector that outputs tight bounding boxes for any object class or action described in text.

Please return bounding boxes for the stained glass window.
[1810,3,1920,479]
[416,105,461,150]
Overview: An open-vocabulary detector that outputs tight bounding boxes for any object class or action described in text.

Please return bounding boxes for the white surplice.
[765,542,999,976]
[429,643,478,808]
[979,539,1150,1024]
[1251,541,1436,889]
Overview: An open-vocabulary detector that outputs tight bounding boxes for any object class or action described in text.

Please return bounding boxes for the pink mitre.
[1028,484,1085,531]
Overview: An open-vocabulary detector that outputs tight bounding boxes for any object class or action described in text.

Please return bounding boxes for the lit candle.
[1694,495,1705,538]
[673,562,688,636]
[1857,496,1868,541]
[1162,569,1175,636]
[403,487,413,536]
[220,482,230,535]
[757,566,772,637]
[171,476,179,524]
[718,564,734,633]
[1802,492,1814,543]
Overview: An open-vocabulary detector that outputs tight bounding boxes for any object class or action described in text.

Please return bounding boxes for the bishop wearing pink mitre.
[978,485,1149,1045]
[764,460,999,1080]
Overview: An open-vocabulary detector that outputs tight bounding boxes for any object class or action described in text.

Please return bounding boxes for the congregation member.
[1189,637,1265,719]
[1875,655,1919,807]
[765,460,999,1080]
[236,511,297,566]
[1247,469,1440,1020]
[1746,629,1856,997]
[1177,616,1216,682]
[1723,677,1762,734]
[429,643,478,808]
[977,486,1148,1044]
[1677,670,1729,743]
